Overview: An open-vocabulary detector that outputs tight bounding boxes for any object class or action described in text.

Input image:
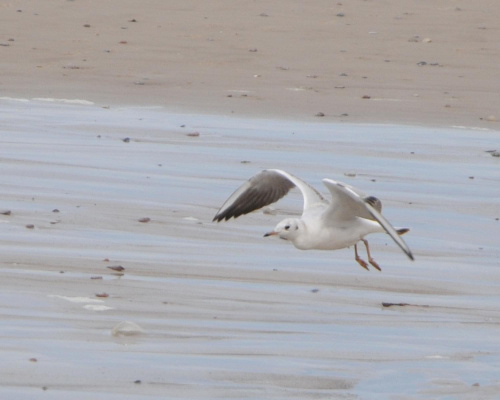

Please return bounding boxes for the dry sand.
[1,1,500,399]
[1,0,500,127]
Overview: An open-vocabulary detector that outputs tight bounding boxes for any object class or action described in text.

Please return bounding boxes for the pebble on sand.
[112,321,145,336]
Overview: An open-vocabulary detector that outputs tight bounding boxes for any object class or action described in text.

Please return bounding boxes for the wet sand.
[1,1,500,399]
[0,100,499,399]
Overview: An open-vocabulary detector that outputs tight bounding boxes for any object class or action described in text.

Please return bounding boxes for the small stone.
[83,24,91,28]
[486,115,497,122]
[315,112,325,117]
[107,265,125,272]
[138,217,151,223]
[186,132,200,137]
[122,137,130,143]
[26,224,35,229]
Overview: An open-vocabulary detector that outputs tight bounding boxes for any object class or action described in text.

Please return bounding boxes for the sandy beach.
[1,1,500,399]
[2,0,500,127]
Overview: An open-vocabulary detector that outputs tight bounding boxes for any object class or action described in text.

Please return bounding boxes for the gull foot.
[368,258,381,271]
[355,256,369,271]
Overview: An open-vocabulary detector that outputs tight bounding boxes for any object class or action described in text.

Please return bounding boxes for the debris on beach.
[111,321,145,336]
[485,150,500,157]
[107,265,125,272]
[138,217,151,223]
[382,302,430,308]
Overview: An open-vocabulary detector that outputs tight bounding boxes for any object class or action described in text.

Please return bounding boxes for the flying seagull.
[213,169,414,271]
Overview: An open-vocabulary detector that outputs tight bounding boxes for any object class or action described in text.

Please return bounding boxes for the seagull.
[213,169,414,271]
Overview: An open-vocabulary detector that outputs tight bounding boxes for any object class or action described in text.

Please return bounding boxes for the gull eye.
[284,225,290,230]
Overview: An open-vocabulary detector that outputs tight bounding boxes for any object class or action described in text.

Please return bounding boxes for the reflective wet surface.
[0,99,499,399]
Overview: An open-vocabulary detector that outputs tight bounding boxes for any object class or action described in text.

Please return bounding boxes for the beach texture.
[1,1,500,399]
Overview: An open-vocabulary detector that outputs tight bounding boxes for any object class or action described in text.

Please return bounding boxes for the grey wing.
[213,169,325,222]
[322,179,414,260]
[213,170,295,221]
[322,179,376,220]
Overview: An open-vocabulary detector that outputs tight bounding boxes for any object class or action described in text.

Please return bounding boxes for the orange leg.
[354,243,369,271]
[362,239,381,271]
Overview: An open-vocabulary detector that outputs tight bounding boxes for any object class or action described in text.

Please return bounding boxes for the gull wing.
[322,179,414,260]
[213,169,325,222]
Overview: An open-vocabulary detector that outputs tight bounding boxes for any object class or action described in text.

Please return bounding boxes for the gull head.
[264,218,301,241]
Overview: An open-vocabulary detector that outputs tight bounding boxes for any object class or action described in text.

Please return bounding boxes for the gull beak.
[263,231,278,237]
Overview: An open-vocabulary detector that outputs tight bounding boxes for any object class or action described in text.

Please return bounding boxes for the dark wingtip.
[213,213,235,222]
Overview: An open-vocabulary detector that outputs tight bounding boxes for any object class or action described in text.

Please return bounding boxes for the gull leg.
[362,239,381,271]
[354,243,369,271]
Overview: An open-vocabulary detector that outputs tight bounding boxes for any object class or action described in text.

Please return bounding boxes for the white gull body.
[213,169,414,270]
